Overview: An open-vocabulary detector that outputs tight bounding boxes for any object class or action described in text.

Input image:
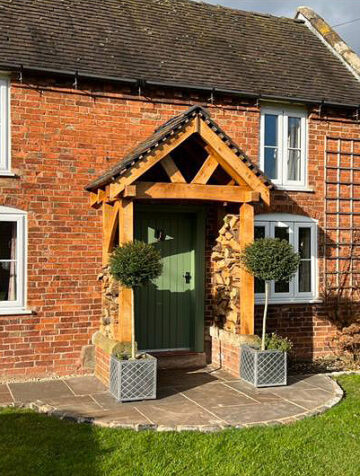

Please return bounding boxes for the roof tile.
[0,0,359,104]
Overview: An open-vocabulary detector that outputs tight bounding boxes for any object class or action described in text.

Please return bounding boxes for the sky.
[204,0,360,54]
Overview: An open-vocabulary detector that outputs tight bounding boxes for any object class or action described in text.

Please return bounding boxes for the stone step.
[149,351,207,370]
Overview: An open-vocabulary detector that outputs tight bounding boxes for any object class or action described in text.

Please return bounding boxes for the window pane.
[299,261,311,292]
[0,222,17,260]
[265,114,278,146]
[0,261,17,301]
[255,278,265,293]
[287,149,301,181]
[299,228,311,259]
[275,226,289,242]
[288,117,301,148]
[264,147,278,179]
[255,226,265,240]
[275,280,289,293]
[274,225,290,293]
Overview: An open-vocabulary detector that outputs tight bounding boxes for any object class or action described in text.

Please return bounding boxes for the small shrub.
[264,333,293,353]
[110,240,163,288]
[109,240,163,359]
[113,352,129,361]
[241,238,300,282]
[241,237,300,350]
[335,322,360,362]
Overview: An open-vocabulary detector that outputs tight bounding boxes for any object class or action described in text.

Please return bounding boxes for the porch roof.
[85,106,274,193]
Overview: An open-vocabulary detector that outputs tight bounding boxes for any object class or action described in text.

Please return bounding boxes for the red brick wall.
[0,74,359,378]
[94,345,110,386]
[211,335,241,377]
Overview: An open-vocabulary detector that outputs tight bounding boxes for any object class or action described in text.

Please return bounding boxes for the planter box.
[110,354,157,402]
[240,345,287,387]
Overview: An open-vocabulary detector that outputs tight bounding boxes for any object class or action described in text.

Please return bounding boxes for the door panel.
[135,211,196,351]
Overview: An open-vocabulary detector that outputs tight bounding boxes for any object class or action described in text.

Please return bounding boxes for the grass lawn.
[0,375,359,476]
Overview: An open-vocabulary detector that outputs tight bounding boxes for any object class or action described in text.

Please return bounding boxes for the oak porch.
[87,106,272,353]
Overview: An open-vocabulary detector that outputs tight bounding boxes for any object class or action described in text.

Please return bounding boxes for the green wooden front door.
[135,209,201,351]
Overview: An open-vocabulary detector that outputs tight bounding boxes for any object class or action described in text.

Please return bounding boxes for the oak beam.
[123,184,137,198]
[199,119,270,205]
[116,198,134,343]
[192,154,218,184]
[133,182,260,203]
[90,189,106,208]
[90,192,99,208]
[102,202,119,265]
[161,155,186,183]
[239,203,255,335]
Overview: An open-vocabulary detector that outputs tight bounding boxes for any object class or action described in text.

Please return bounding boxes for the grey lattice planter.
[110,354,157,402]
[240,345,287,387]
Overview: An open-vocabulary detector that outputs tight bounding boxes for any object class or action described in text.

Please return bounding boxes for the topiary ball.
[109,240,163,288]
[241,237,300,283]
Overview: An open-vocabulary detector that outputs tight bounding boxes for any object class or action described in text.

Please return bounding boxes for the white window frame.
[0,206,28,315]
[0,77,11,175]
[255,214,319,304]
[260,105,308,190]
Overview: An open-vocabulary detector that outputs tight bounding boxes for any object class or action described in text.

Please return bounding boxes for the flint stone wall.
[211,214,242,334]
[98,266,119,339]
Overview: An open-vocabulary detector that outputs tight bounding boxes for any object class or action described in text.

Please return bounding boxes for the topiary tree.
[110,240,163,359]
[241,238,300,351]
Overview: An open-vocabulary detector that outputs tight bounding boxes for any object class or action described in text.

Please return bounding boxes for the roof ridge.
[154,105,209,133]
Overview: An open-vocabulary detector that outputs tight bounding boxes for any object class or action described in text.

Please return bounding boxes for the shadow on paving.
[0,409,102,476]
[157,368,219,397]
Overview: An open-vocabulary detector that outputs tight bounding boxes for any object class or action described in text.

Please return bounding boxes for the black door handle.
[183,272,191,284]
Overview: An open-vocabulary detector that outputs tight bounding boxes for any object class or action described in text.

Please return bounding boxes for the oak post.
[115,198,134,342]
[239,203,255,335]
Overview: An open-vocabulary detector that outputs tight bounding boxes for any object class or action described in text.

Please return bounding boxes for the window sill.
[0,171,18,178]
[0,308,33,316]
[255,298,323,305]
[274,186,315,193]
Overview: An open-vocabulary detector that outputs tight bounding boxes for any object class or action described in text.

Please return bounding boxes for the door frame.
[135,204,206,352]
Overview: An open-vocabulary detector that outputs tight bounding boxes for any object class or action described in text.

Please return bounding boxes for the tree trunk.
[131,287,136,359]
[261,281,270,351]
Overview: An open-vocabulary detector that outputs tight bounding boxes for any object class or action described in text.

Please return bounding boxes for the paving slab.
[270,387,335,410]
[211,401,307,425]
[94,407,152,426]
[54,395,105,417]
[225,382,282,403]
[64,376,107,396]
[158,370,218,392]
[1,368,342,431]
[182,381,254,408]
[292,374,336,392]
[9,380,73,403]
[136,399,225,426]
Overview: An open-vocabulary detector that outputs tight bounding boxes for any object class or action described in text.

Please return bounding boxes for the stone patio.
[0,367,343,431]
